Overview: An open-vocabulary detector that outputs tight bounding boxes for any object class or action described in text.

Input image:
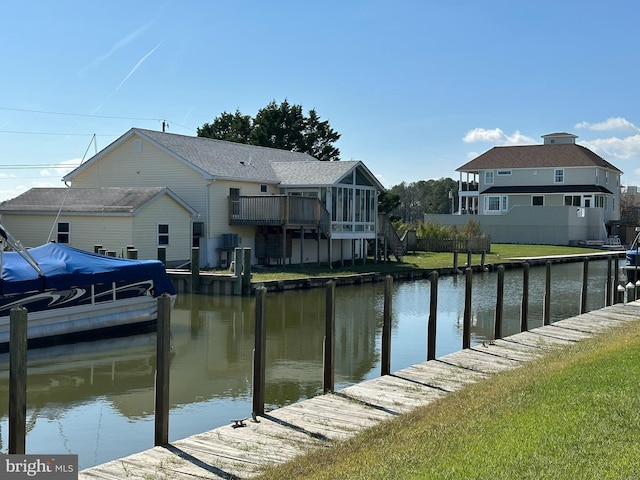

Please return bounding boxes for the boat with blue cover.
[0,225,176,349]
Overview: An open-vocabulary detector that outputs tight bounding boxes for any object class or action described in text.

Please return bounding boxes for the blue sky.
[1,0,640,201]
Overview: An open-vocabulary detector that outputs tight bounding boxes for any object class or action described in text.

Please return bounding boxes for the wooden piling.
[580,258,589,314]
[616,284,625,304]
[427,271,438,361]
[494,265,504,340]
[154,294,172,446]
[191,247,200,294]
[381,275,392,376]
[606,256,613,307]
[543,261,551,325]
[466,250,472,268]
[453,251,459,273]
[520,262,529,332]
[463,268,472,349]
[253,287,267,417]
[242,248,252,296]
[323,281,336,393]
[233,248,243,296]
[9,306,27,454]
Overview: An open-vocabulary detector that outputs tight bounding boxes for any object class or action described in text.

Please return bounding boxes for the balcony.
[229,195,330,236]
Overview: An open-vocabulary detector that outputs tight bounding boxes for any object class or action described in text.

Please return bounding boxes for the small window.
[485,171,494,185]
[158,224,169,246]
[133,138,142,153]
[57,222,70,244]
[497,170,512,176]
[532,196,544,206]
[550,139,555,144]
[260,184,267,193]
[554,169,564,183]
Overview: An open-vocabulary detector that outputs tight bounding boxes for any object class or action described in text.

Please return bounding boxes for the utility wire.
[0,106,196,132]
[0,106,162,122]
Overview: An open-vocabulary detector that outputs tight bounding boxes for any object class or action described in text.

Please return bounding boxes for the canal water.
[0,260,615,469]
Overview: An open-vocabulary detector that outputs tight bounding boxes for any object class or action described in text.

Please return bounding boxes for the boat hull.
[0,294,167,350]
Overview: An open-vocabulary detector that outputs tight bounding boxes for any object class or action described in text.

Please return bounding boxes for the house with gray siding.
[425,132,623,245]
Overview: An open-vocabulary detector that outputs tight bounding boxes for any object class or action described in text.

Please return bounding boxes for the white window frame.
[497,170,512,176]
[57,221,70,244]
[554,169,564,183]
[157,223,169,246]
[485,195,508,213]
[484,171,494,185]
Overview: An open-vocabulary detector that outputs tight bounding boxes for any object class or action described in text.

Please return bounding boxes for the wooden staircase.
[374,213,405,262]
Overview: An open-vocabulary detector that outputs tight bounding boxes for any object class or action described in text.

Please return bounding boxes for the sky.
[1,0,640,202]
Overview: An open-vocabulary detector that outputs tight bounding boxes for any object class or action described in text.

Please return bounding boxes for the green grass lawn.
[257,318,640,479]
[248,244,607,282]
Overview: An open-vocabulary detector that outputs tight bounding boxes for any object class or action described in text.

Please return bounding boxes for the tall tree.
[197,100,341,161]
[196,109,252,143]
[302,109,341,161]
[250,100,306,151]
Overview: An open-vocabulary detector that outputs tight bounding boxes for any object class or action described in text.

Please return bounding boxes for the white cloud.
[580,134,640,161]
[40,169,52,177]
[575,117,640,132]
[463,128,535,145]
[54,158,83,176]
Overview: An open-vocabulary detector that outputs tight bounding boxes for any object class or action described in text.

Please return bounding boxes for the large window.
[485,195,507,212]
[331,185,377,232]
[532,196,544,206]
[564,195,581,206]
[554,169,564,183]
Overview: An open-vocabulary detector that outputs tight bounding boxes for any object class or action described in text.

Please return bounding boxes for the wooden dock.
[79,300,640,480]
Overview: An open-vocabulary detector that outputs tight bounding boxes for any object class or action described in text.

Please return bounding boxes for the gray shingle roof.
[135,128,317,183]
[0,187,178,214]
[457,144,622,173]
[272,160,361,186]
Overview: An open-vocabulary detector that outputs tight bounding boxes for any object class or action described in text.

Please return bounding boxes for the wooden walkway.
[79,300,640,480]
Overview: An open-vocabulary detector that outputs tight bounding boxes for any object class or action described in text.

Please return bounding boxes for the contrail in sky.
[115,41,163,92]
[87,21,154,70]
[92,41,163,113]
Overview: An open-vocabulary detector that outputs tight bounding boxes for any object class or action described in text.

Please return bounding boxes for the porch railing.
[229,195,331,237]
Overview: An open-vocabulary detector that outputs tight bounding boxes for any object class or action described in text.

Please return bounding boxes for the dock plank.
[79,300,640,480]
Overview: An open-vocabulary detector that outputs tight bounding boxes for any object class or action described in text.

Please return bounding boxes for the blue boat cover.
[1,242,176,296]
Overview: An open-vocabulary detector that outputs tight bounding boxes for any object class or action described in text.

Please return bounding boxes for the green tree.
[302,109,341,161]
[196,109,252,143]
[197,100,341,161]
[378,190,401,221]
[250,100,306,151]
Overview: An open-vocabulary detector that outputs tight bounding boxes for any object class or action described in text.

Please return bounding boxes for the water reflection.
[0,260,614,468]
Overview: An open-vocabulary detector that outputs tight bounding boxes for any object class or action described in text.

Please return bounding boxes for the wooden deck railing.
[229,195,331,236]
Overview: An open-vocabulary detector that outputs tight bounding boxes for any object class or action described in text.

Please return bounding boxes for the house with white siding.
[0,187,196,266]
[425,132,623,245]
[52,128,386,267]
